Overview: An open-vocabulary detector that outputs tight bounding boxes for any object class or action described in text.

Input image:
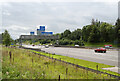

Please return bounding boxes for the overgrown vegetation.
[2,47,116,79]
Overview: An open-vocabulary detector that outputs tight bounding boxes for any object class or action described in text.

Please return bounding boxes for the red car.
[94,48,106,53]
[104,45,113,48]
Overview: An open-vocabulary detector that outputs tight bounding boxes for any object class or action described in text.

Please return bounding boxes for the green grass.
[2,47,116,79]
[84,42,118,48]
[31,50,120,76]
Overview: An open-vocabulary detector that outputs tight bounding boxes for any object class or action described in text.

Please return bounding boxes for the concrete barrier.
[53,45,119,51]
[54,45,85,48]
[21,46,41,51]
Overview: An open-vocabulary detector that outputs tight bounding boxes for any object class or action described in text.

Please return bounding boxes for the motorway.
[23,45,119,66]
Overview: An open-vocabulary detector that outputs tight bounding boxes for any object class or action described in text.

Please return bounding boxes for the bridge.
[20,35,59,40]
[19,35,59,46]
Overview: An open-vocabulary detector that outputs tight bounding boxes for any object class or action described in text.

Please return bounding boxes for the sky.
[0,0,119,39]
[118,1,120,18]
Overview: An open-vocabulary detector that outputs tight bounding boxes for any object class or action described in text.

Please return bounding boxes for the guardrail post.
[96,65,98,74]
[32,58,33,63]
[58,75,60,81]
[9,51,12,63]
[13,53,14,63]
[96,65,98,70]
[66,68,68,75]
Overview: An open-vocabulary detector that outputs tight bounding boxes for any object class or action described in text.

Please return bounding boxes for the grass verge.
[31,50,120,76]
[84,42,118,48]
[2,47,116,79]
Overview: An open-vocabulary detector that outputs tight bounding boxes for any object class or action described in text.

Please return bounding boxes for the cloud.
[2,25,34,38]
[118,1,120,18]
[3,10,11,16]
[1,2,118,39]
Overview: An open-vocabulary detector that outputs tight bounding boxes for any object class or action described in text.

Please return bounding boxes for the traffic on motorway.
[22,44,118,66]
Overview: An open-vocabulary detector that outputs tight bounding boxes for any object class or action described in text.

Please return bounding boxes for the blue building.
[37,26,53,35]
[40,26,45,31]
[41,32,53,35]
[30,32,35,35]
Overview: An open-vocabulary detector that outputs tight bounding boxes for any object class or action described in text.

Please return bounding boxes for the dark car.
[94,48,106,53]
[32,44,35,46]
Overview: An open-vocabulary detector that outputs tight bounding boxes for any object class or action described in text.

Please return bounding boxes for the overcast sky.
[0,1,119,39]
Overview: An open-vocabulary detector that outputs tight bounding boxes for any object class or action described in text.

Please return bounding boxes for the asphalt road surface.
[23,45,119,66]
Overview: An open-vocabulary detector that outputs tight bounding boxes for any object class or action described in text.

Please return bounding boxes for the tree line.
[58,18,120,46]
[1,18,120,47]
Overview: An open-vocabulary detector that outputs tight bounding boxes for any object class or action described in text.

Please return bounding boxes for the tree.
[2,30,11,46]
[74,40,81,46]
[106,25,115,42]
[99,22,108,42]
[88,25,100,43]
[91,19,95,25]
[70,29,82,40]
[60,33,64,39]
[63,29,71,39]
[82,25,93,42]
[59,39,71,45]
